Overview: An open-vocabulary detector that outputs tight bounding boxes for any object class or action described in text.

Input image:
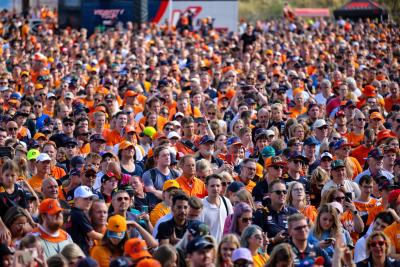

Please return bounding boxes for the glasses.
[164,127,173,132]
[369,241,386,248]
[272,165,284,170]
[34,105,42,108]
[293,225,308,231]
[241,217,252,223]
[293,160,303,165]
[245,166,257,172]
[117,196,130,202]
[66,145,76,149]
[357,118,366,122]
[94,98,102,102]
[208,112,216,116]
[334,196,345,202]
[273,190,287,195]
[318,126,328,130]
[7,128,18,132]
[64,123,74,127]
[294,142,303,146]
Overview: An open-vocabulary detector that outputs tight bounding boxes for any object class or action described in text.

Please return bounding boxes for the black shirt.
[356,257,400,267]
[66,207,94,255]
[0,183,28,218]
[283,174,310,193]
[156,218,189,241]
[252,179,269,204]
[133,192,160,213]
[289,240,332,267]
[253,204,298,238]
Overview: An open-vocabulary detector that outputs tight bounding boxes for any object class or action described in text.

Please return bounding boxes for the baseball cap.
[288,152,308,163]
[70,156,85,168]
[367,148,384,160]
[186,237,214,254]
[136,259,161,267]
[261,146,276,158]
[39,199,63,215]
[254,130,268,141]
[119,141,134,150]
[199,135,215,145]
[378,179,397,191]
[74,185,97,199]
[64,92,74,99]
[107,215,127,239]
[370,112,384,121]
[335,110,346,118]
[142,127,157,139]
[376,130,396,144]
[231,248,253,263]
[320,152,333,160]
[226,137,243,147]
[33,132,46,140]
[27,149,40,161]
[65,138,79,146]
[167,131,180,139]
[329,201,343,214]
[76,257,98,267]
[313,119,327,129]
[264,156,286,168]
[0,244,14,257]
[331,159,346,170]
[46,92,56,99]
[90,134,106,143]
[227,181,245,193]
[187,220,210,238]
[388,189,400,205]
[62,117,74,124]
[101,171,117,183]
[304,136,320,146]
[174,112,185,119]
[162,180,180,191]
[124,238,152,260]
[333,139,351,150]
[36,153,51,162]
[70,168,81,177]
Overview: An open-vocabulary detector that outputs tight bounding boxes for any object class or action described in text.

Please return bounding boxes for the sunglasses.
[357,118,366,122]
[66,145,76,149]
[117,196,130,202]
[272,165,284,170]
[80,132,90,136]
[164,127,174,132]
[208,112,216,116]
[369,241,386,248]
[7,128,18,131]
[64,123,74,127]
[273,190,287,195]
[241,217,252,223]
[318,126,329,130]
[34,105,42,108]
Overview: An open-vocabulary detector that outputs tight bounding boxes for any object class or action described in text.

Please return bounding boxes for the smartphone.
[141,205,148,213]
[324,238,335,243]
[344,192,353,202]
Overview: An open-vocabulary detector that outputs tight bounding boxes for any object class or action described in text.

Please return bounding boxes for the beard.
[46,219,63,232]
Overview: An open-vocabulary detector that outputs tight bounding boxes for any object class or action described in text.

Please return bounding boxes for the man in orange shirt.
[105,111,128,148]
[383,191,400,259]
[175,116,201,155]
[350,129,375,167]
[346,111,366,147]
[236,158,257,193]
[175,155,206,198]
[29,153,52,192]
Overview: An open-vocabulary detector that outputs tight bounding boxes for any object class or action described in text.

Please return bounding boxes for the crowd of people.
[0,5,400,267]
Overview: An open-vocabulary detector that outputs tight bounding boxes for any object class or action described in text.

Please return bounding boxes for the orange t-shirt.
[51,166,66,180]
[301,205,317,223]
[366,204,384,226]
[175,176,207,198]
[235,176,256,193]
[341,210,359,244]
[354,198,378,224]
[384,222,400,253]
[384,95,400,112]
[28,175,44,192]
[350,145,372,167]
[175,135,201,155]
[288,106,307,119]
[105,129,124,146]
[139,115,167,132]
[43,106,54,117]
[345,132,364,147]
[80,143,91,156]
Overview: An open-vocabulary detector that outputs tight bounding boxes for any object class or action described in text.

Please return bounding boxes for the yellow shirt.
[253,253,269,267]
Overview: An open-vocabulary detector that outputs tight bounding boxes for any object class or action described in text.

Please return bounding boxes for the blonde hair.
[313,204,341,238]
[60,243,85,261]
[235,189,256,210]
[286,182,307,207]
[216,234,240,267]
[366,232,391,255]
[310,167,329,186]
[265,243,294,267]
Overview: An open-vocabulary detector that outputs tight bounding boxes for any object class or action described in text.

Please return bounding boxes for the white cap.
[330,201,343,214]
[91,59,98,65]
[0,86,10,92]
[74,185,97,199]
[313,119,327,129]
[171,120,181,127]
[64,92,74,99]
[46,92,56,99]
[167,131,180,139]
[320,152,333,159]
[265,130,275,137]
[174,112,185,118]
[36,153,51,162]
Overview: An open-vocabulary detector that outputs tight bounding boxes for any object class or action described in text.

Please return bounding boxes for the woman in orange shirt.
[286,181,317,223]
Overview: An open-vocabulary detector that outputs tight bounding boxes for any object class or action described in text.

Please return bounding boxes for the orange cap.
[119,141,134,150]
[39,199,63,215]
[33,132,47,140]
[124,238,152,260]
[136,258,161,267]
[370,112,384,122]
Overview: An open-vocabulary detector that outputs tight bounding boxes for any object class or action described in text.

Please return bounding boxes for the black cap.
[65,138,78,146]
[186,237,214,254]
[227,181,245,193]
[187,220,210,238]
[62,117,74,124]
[90,134,106,143]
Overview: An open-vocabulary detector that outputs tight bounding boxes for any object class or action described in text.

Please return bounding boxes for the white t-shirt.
[199,196,233,242]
